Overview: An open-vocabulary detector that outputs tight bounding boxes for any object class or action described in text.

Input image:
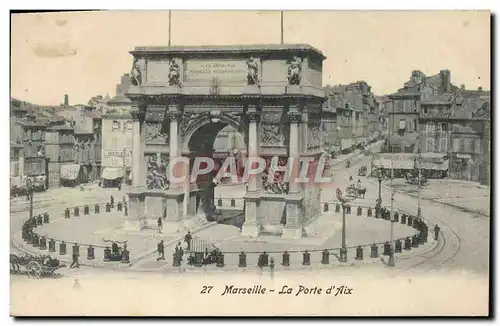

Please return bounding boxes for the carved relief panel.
[259,111,286,147]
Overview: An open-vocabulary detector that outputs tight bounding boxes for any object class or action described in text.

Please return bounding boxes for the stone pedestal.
[282,193,304,239]
[125,188,146,231]
[163,188,185,233]
[241,192,260,238]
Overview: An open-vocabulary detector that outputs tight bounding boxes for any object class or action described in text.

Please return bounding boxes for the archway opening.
[187,121,247,228]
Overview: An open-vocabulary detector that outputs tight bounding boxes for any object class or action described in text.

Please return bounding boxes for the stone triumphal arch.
[124,44,326,239]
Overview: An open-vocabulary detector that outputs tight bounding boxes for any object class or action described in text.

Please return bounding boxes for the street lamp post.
[339,203,347,262]
[376,169,383,217]
[25,179,34,220]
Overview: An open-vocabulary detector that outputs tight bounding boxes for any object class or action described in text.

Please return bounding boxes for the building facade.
[101,100,133,187]
[45,121,77,188]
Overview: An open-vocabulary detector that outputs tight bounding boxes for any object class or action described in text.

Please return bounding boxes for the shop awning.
[420,153,449,170]
[102,167,123,180]
[372,153,415,170]
[60,164,80,180]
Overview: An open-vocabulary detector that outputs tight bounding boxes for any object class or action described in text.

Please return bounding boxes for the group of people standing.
[156,231,192,262]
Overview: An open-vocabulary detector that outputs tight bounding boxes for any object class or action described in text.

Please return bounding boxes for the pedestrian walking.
[110,195,115,208]
[184,231,192,252]
[157,240,165,261]
[70,252,80,269]
[434,224,440,241]
[270,257,275,280]
[157,217,163,233]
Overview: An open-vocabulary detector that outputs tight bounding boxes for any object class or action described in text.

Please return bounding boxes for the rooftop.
[131,43,327,60]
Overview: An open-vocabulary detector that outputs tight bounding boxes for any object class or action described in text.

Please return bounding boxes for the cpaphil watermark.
[166,155,333,188]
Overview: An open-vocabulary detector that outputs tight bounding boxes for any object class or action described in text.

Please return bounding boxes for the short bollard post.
[357,206,362,216]
[370,244,378,258]
[84,205,89,215]
[104,247,111,261]
[395,239,402,253]
[39,237,47,250]
[74,206,80,217]
[121,245,130,263]
[238,251,247,268]
[407,216,413,227]
[48,239,56,252]
[87,245,95,260]
[94,204,100,214]
[339,247,347,262]
[261,251,269,267]
[383,242,391,256]
[124,205,128,216]
[324,203,329,212]
[321,249,329,264]
[412,235,419,248]
[217,197,223,207]
[356,246,363,260]
[65,208,70,218]
[346,205,351,214]
[230,198,236,207]
[216,252,225,267]
[302,250,311,266]
[385,210,390,220]
[423,226,428,243]
[43,212,49,223]
[117,202,123,212]
[31,216,37,228]
[401,214,407,224]
[106,203,111,213]
[418,230,425,245]
[282,251,290,267]
[59,241,67,255]
[393,212,399,222]
[367,207,373,217]
[404,237,412,250]
[335,204,340,213]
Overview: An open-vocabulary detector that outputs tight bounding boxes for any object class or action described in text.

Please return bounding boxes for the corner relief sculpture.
[145,154,168,190]
[287,56,302,85]
[130,57,143,86]
[168,59,182,87]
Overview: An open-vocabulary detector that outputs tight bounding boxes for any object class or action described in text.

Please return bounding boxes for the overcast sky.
[11,10,490,106]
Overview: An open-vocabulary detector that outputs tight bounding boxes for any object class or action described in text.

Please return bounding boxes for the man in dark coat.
[184,231,192,252]
[157,240,165,261]
[157,217,163,233]
[434,224,440,241]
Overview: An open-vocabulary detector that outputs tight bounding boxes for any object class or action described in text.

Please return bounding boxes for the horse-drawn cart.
[357,165,367,176]
[10,254,65,279]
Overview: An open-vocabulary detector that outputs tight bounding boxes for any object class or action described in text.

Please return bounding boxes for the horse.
[357,188,367,199]
[10,254,22,272]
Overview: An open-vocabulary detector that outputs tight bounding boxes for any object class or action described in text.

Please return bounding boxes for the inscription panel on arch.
[184,59,247,83]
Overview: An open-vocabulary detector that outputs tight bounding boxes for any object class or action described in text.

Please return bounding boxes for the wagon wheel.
[27,261,42,279]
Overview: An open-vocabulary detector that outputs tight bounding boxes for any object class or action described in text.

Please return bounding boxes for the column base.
[281,226,303,240]
[241,223,260,238]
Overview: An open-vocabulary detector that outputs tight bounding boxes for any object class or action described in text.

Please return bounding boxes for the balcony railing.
[419,111,450,119]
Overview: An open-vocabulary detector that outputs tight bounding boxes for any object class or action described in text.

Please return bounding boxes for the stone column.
[163,104,185,233]
[282,108,304,239]
[125,106,146,231]
[241,108,261,237]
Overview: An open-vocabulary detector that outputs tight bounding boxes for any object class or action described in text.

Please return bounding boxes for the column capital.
[287,111,302,123]
[247,111,261,123]
[131,108,146,122]
[167,110,182,121]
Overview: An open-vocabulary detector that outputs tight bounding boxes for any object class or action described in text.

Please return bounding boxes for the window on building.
[127,121,133,131]
[414,120,417,131]
[459,139,465,152]
[344,103,349,109]
[112,121,120,131]
[355,113,360,121]
[453,138,460,152]
[464,138,472,153]
[439,138,448,153]
[426,138,435,152]
[423,106,428,114]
